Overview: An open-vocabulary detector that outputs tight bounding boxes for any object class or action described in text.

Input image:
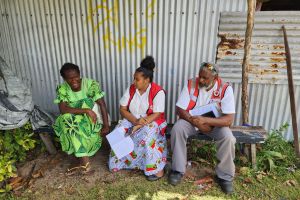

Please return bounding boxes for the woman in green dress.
[53,63,109,174]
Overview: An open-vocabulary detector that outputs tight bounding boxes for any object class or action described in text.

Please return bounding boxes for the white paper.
[189,103,221,118]
[106,126,134,159]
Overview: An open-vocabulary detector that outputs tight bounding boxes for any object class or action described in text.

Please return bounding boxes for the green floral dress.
[53,78,104,157]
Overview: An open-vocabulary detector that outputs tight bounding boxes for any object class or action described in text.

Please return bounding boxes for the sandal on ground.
[65,165,82,176]
[80,162,95,175]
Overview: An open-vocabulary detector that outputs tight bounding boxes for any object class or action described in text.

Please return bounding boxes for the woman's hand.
[100,125,110,136]
[132,125,143,134]
[134,117,148,126]
[85,109,97,124]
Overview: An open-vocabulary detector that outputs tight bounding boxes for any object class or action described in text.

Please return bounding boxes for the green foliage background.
[257,123,299,173]
[0,123,36,192]
[188,123,299,175]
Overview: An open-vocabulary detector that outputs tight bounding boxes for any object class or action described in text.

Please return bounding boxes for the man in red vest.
[168,62,236,194]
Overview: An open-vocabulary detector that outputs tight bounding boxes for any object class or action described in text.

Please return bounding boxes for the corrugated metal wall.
[0,0,247,123]
[217,11,300,140]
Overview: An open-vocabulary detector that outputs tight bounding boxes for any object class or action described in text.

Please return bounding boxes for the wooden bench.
[166,125,267,169]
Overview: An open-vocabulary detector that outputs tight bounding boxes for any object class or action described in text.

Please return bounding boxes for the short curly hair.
[60,63,80,78]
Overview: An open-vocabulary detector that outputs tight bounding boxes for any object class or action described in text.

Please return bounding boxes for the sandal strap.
[67,166,81,172]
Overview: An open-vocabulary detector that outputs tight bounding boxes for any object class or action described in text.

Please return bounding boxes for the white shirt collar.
[136,83,151,96]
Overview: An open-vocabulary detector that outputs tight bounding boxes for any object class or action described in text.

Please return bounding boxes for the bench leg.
[39,132,57,155]
[250,144,257,170]
[243,144,250,158]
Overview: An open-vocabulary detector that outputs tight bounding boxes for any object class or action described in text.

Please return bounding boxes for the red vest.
[127,82,167,135]
[186,77,229,112]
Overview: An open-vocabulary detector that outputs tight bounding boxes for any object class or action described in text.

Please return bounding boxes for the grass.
[2,124,299,200]
[3,167,299,200]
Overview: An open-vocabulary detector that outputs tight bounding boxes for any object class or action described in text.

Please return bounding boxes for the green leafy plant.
[188,139,217,165]
[0,123,36,192]
[257,123,298,173]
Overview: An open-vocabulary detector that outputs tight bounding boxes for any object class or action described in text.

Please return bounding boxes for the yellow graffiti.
[87,0,156,55]
[103,27,147,53]
[145,0,156,19]
[87,0,119,33]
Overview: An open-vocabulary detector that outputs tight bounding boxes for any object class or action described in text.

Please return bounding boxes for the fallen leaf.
[65,187,75,195]
[194,176,213,185]
[32,170,44,179]
[256,174,263,180]
[197,158,213,166]
[239,156,248,164]
[9,177,23,187]
[284,180,298,187]
[28,179,36,188]
[13,185,24,191]
[244,178,253,184]
[239,167,250,176]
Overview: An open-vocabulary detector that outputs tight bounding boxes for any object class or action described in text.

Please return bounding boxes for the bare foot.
[155,169,164,178]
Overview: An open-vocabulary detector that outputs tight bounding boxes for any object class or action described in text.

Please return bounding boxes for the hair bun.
[140,55,155,71]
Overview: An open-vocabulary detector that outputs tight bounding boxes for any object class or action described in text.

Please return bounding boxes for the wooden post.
[39,133,57,155]
[282,25,300,158]
[250,144,257,170]
[241,0,256,125]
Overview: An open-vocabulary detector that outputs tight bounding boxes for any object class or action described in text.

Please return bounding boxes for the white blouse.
[120,84,165,118]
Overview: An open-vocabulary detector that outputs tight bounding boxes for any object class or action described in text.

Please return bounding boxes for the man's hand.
[100,125,110,136]
[190,116,213,133]
[85,109,97,124]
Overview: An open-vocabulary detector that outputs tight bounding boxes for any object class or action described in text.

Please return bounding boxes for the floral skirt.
[53,113,102,157]
[108,119,168,176]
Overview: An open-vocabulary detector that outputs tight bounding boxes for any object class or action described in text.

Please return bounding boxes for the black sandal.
[147,173,164,181]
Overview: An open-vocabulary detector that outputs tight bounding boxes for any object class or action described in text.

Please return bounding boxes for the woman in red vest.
[108,56,167,181]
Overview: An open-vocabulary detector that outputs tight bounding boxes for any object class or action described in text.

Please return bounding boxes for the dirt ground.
[15,142,116,191]
[11,140,214,199]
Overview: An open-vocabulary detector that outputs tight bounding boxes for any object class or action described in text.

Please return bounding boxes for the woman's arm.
[58,102,97,123]
[96,98,110,136]
[138,112,161,125]
[130,112,161,133]
[120,105,140,125]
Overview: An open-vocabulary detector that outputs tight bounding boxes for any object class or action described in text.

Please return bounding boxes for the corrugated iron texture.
[217,11,300,84]
[0,0,247,123]
[217,11,300,140]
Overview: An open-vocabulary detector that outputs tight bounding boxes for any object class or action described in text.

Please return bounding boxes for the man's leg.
[169,119,197,185]
[209,127,236,193]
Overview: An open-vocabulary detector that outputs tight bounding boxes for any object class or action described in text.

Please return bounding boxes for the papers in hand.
[106,126,134,159]
[189,103,221,118]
